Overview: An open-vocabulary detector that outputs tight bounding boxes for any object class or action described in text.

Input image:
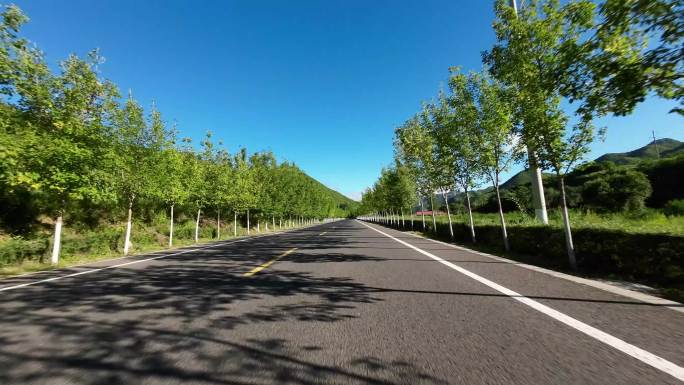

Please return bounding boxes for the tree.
[485,0,606,266]
[151,119,189,247]
[249,152,276,232]
[469,71,522,252]
[567,0,683,117]
[16,52,118,263]
[428,96,459,239]
[532,104,600,270]
[0,5,37,212]
[394,114,439,232]
[114,92,152,255]
[213,147,233,239]
[444,70,484,243]
[484,0,597,225]
[232,148,256,235]
[186,132,218,243]
[392,163,418,228]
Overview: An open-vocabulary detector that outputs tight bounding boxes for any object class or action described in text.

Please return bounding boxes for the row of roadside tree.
[0,5,354,265]
[359,0,682,270]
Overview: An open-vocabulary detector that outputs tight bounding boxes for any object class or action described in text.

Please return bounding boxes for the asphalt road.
[0,219,682,384]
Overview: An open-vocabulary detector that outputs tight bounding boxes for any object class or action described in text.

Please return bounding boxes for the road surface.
[0,219,682,384]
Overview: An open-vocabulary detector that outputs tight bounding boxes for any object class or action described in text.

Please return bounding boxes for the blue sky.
[14,0,683,200]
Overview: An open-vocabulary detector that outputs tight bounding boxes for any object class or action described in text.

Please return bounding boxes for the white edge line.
[357,220,684,381]
[0,224,322,292]
[395,226,684,314]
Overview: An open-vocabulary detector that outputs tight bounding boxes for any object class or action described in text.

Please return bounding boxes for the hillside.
[497,138,683,189]
[500,169,555,190]
[595,138,684,165]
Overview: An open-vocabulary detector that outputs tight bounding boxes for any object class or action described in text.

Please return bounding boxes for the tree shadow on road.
[0,223,449,385]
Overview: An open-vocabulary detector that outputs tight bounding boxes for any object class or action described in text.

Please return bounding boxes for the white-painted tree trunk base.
[527,152,549,224]
[124,204,133,256]
[443,192,454,239]
[50,214,63,265]
[465,189,476,243]
[169,204,174,248]
[195,208,201,243]
[494,184,510,252]
[430,197,437,232]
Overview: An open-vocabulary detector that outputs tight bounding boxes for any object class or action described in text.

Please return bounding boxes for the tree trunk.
[464,187,476,243]
[429,195,437,232]
[400,208,405,228]
[279,217,282,229]
[257,220,260,233]
[217,208,221,240]
[169,204,174,248]
[272,215,275,231]
[527,148,549,224]
[443,191,454,239]
[420,200,426,231]
[558,175,577,270]
[195,208,201,243]
[247,209,250,235]
[234,211,238,237]
[494,181,510,252]
[50,213,63,265]
[124,199,134,255]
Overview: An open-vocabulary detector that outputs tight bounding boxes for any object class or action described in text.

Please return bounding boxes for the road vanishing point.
[0,220,682,384]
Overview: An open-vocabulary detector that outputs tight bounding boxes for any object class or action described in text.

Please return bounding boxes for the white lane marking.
[401,229,684,314]
[357,220,684,382]
[0,227,306,293]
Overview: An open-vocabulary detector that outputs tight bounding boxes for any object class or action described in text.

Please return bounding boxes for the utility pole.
[652,130,660,159]
[510,0,549,224]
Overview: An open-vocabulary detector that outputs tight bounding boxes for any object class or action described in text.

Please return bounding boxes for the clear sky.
[14,0,683,200]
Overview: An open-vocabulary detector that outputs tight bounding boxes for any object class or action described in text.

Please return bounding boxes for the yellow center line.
[243,247,298,277]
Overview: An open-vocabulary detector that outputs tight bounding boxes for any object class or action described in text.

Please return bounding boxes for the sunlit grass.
[405,209,684,236]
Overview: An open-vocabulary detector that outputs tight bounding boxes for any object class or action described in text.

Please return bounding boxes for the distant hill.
[500,169,555,190]
[496,138,683,189]
[444,138,684,212]
[595,138,684,165]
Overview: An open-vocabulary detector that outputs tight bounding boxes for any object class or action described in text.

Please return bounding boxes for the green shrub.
[0,237,48,264]
[639,154,684,207]
[61,228,121,256]
[581,169,652,211]
[664,199,684,217]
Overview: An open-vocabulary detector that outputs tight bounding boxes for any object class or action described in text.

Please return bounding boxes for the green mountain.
[595,138,684,165]
[498,138,683,189]
[500,169,555,190]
